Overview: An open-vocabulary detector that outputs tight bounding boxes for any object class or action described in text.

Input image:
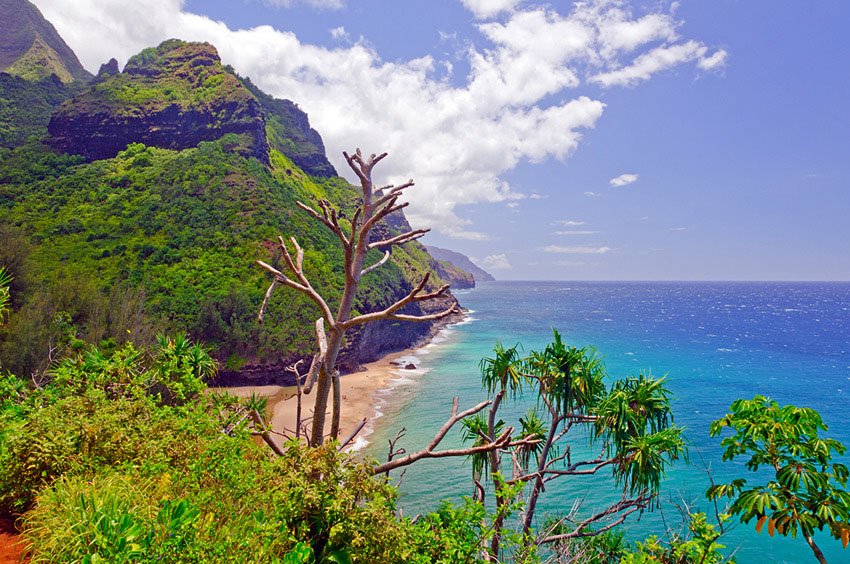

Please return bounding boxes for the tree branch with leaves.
[707,396,850,563]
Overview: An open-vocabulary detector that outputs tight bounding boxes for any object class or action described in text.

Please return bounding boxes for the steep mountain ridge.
[0,0,91,83]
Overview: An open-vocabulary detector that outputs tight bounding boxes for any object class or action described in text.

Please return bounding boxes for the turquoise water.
[363,281,850,563]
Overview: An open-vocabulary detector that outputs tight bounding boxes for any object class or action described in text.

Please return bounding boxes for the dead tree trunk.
[258,149,457,446]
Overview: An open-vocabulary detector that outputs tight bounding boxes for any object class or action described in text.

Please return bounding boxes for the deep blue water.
[363,281,850,563]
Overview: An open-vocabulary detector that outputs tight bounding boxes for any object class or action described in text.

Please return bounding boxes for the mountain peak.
[47,39,269,163]
[0,0,92,83]
[46,39,336,177]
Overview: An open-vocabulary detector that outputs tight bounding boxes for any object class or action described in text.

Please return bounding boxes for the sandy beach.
[219,349,416,449]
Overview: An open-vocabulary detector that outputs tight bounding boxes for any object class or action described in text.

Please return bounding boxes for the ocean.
[363,281,850,563]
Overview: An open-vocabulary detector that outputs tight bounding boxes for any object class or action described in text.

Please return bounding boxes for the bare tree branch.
[374,180,414,208]
[338,417,368,451]
[257,279,277,324]
[369,228,431,250]
[537,496,650,544]
[361,250,391,276]
[255,247,336,326]
[250,409,286,456]
[344,274,453,328]
[387,304,458,323]
[372,398,540,475]
[302,318,327,394]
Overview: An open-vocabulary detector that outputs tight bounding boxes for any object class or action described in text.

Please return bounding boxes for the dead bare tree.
[258,149,457,446]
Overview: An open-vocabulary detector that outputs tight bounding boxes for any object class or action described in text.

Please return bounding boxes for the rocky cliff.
[242,78,336,178]
[47,40,269,163]
[430,258,475,289]
[425,245,496,282]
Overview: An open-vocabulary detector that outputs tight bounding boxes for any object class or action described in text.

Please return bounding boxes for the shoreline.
[217,311,467,450]
[220,349,419,449]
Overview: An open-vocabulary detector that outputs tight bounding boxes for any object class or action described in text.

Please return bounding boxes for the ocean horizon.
[364,280,850,563]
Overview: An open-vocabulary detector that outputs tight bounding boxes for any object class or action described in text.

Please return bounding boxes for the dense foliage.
[0,338,487,562]
[0,72,79,147]
[0,136,446,378]
[707,396,850,562]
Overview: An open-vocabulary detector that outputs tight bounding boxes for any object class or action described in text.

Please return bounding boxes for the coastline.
[217,308,469,450]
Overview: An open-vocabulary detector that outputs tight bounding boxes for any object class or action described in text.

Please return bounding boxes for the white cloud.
[591,41,725,87]
[461,0,520,20]
[584,191,603,197]
[264,0,344,9]
[610,173,638,187]
[698,49,728,70]
[543,245,611,254]
[329,26,348,41]
[529,193,545,200]
[670,226,688,231]
[555,220,585,226]
[31,0,722,239]
[555,230,599,235]
[475,254,513,270]
[555,260,587,267]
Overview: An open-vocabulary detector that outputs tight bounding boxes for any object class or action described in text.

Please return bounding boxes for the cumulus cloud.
[584,191,603,197]
[461,0,521,20]
[591,41,726,87]
[555,220,586,226]
[543,245,611,254]
[31,0,722,238]
[475,254,513,270]
[610,173,638,186]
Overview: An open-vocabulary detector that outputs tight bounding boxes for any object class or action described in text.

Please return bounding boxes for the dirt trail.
[0,518,27,564]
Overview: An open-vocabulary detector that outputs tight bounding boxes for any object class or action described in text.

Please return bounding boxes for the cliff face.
[425,245,496,282]
[242,78,336,178]
[47,40,269,163]
[430,258,475,289]
[0,0,92,83]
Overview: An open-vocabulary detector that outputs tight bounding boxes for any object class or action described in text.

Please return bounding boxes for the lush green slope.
[0,137,448,379]
[0,39,463,382]
[0,72,81,147]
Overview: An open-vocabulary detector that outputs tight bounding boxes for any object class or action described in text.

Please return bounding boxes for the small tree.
[257,149,457,446]
[707,396,850,563]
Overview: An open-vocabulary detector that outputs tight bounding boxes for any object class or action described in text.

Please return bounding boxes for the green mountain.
[0,39,465,384]
[0,0,92,83]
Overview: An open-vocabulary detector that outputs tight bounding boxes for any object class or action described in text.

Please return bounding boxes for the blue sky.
[34,0,850,280]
